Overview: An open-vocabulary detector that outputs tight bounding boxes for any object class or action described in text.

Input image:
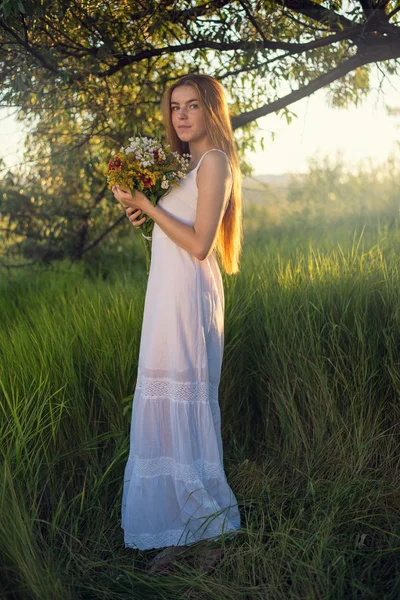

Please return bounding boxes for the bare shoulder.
[197,150,232,185]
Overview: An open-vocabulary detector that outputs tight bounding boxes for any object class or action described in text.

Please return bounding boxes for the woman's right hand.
[125,207,147,228]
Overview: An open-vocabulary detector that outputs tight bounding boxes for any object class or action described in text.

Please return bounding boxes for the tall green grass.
[1,158,400,598]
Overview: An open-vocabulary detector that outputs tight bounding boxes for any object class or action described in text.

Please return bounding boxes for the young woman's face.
[170,85,208,144]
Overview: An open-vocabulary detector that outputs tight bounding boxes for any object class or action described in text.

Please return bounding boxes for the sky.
[0,68,399,177]
[245,68,400,176]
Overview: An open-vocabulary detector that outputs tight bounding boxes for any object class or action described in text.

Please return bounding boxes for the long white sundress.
[121,148,241,550]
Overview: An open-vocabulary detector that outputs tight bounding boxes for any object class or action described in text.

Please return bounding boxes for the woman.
[112,73,243,572]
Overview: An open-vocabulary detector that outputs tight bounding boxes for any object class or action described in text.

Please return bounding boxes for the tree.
[0,0,399,267]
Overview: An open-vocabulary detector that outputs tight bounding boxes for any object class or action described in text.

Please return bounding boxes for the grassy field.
[1,158,400,598]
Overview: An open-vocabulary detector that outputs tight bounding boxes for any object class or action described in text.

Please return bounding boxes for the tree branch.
[237,0,270,43]
[231,53,367,129]
[276,0,400,37]
[0,19,59,73]
[388,5,400,20]
[0,226,44,240]
[79,213,126,256]
[275,0,357,31]
[90,30,363,81]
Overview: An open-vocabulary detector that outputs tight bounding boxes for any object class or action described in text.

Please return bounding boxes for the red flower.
[107,156,123,171]
[138,173,152,187]
[153,149,159,161]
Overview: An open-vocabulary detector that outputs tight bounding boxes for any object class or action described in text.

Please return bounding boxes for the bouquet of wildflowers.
[107,136,191,240]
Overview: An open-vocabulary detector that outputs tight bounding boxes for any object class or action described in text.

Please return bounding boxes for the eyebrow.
[170,98,199,105]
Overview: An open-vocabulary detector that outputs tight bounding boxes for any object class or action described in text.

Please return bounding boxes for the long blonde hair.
[160,74,243,275]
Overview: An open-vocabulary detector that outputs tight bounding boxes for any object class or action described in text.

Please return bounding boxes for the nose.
[177,107,188,118]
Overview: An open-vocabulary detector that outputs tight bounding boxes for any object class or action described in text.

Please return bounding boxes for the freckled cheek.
[194,115,205,130]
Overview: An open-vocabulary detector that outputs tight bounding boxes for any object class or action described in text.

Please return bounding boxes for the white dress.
[121,148,241,550]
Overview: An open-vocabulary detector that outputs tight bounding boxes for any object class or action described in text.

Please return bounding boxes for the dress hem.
[122,525,240,551]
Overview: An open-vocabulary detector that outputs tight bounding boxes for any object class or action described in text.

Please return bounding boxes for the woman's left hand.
[112,185,150,212]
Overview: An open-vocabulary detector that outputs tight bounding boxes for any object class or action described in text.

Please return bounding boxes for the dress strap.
[194,149,233,176]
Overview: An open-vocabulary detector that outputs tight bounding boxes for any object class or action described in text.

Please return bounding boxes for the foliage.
[285,152,400,224]
[0,0,399,267]
[2,200,400,596]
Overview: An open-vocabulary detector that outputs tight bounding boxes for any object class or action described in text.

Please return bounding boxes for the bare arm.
[145,151,232,260]
[193,151,232,260]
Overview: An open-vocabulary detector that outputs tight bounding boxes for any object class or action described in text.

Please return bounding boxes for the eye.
[171,104,198,111]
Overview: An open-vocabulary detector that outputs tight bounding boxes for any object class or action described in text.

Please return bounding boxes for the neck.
[188,142,216,166]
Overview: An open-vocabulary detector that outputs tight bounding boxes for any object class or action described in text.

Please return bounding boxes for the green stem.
[141,234,151,275]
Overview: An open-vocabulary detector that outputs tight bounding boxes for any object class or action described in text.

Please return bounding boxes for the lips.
[178,126,191,129]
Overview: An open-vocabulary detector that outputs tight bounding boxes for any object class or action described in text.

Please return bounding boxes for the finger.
[129,215,146,224]
[128,214,139,223]
[129,216,146,227]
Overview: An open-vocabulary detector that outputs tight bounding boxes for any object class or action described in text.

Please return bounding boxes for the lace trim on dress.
[136,370,219,404]
[123,528,239,550]
[124,455,227,482]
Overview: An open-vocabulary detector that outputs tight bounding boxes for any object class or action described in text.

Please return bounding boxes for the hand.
[111,185,150,211]
[125,206,147,228]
